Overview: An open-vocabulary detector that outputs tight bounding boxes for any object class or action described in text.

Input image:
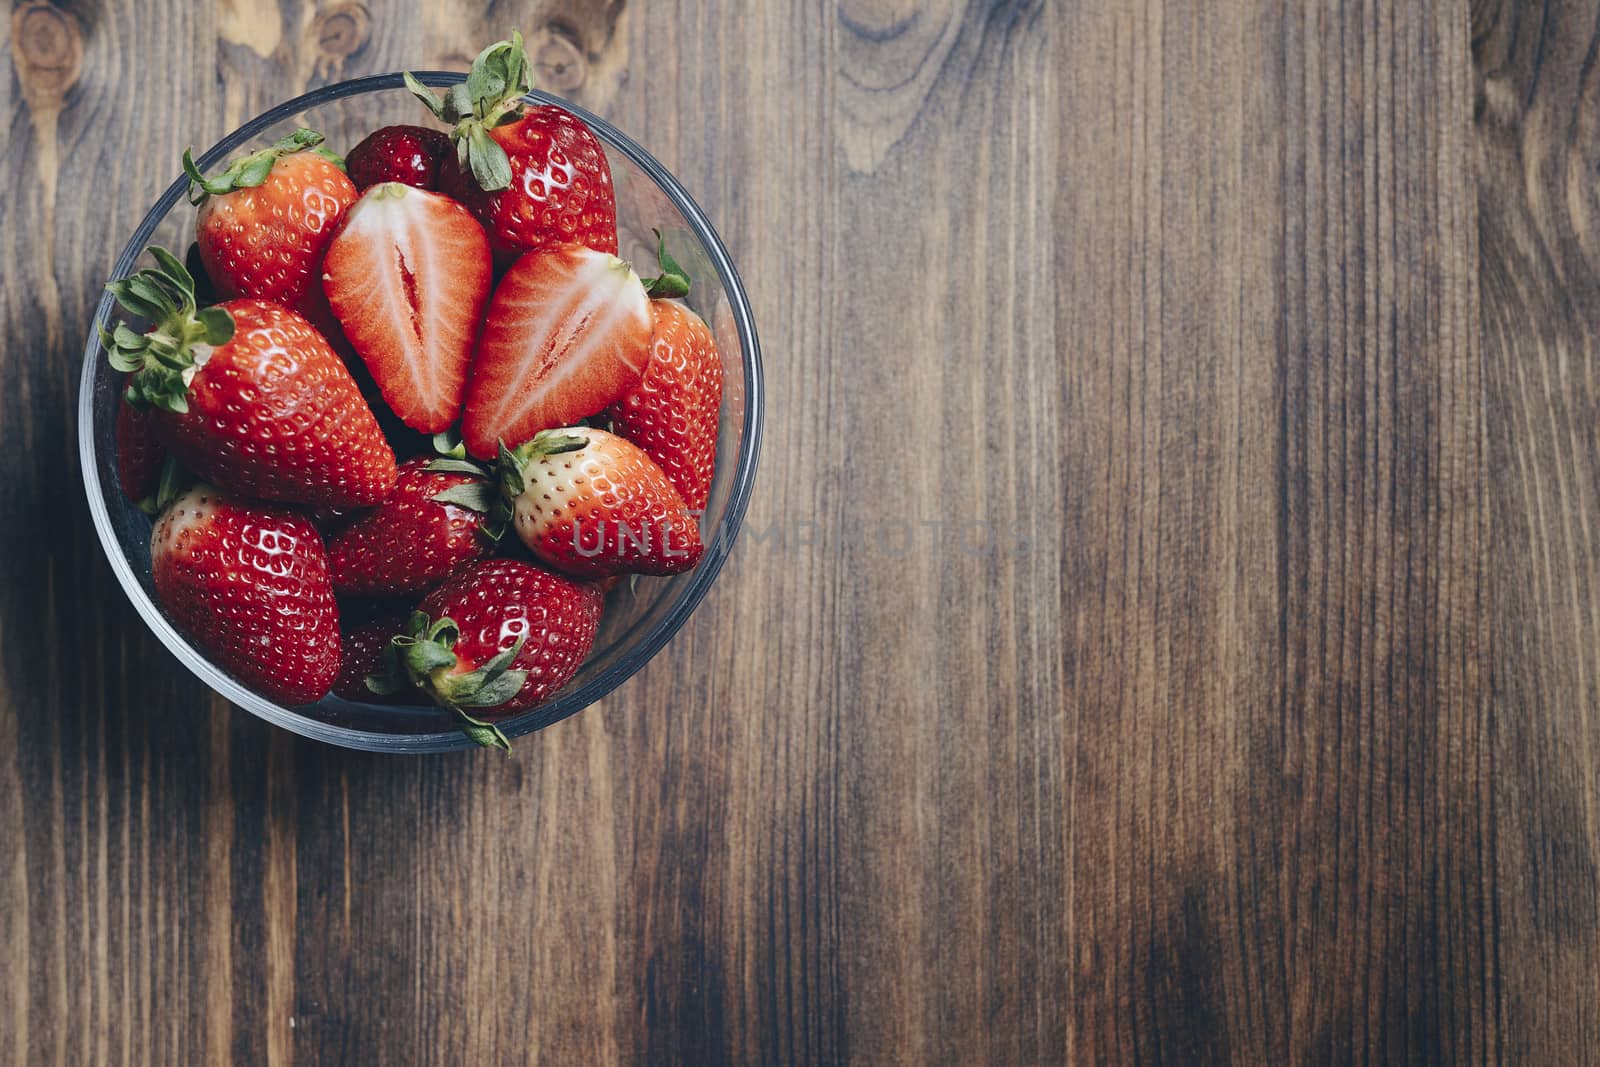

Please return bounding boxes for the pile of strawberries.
[104,34,723,750]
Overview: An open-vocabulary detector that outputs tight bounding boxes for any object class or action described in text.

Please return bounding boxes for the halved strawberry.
[322,183,492,433]
[368,559,604,749]
[152,483,340,705]
[103,248,397,508]
[184,129,356,335]
[461,246,651,458]
[492,426,703,578]
[327,456,490,597]
[608,294,724,514]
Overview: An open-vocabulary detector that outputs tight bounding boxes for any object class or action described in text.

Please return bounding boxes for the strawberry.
[406,35,618,261]
[345,124,452,191]
[321,182,492,433]
[368,559,604,749]
[491,426,703,578]
[461,246,651,458]
[334,612,427,704]
[152,483,340,705]
[607,243,723,512]
[183,128,357,334]
[327,456,490,597]
[102,248,397,508]
[115,377,165,505]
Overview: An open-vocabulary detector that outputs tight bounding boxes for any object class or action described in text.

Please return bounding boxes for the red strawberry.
[327,456,490,597]
[334,612,427,704]
[492,426,703,578]
[370,559,604,749]
[461,246,651,458]
[407,36,617,261]
[345,124,452,191]
[115,377,165,505]
[152,483,340,705]
[184,128,357,334]
[321,183,492,433]
[608,298,724,513]
[103,249,397,508]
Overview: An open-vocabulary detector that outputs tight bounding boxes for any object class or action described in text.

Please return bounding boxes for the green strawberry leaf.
[456,671,526,709]
[425,458,487,476]
[404,71,448,120]
[148,246,193,290]
[642,230,692,299]
[152,456,189,513]
[431,482,497,513]
[181,127,327,204]
[196,306,235,345]
[465,124,512,191]
[455,714,512,752]
[432,429,467,459]
[236,154,275,188]
[364,671,409,697]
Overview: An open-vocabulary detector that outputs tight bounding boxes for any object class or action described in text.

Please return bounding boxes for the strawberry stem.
[103,246,235,413]
[404,32,532,192]
[181,128,328,206]
[371,610,524,751]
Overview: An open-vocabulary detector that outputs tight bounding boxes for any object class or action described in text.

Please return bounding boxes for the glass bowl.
[77,73,763,753]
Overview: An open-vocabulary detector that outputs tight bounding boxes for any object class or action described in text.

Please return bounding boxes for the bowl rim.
[77,71,764,753]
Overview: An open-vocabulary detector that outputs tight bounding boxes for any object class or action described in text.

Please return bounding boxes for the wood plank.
[1053,1,1491,1062]
[1474,0,1600,1060]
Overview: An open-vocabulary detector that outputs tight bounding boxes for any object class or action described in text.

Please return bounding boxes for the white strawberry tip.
[484,431,590,542]
[151,482,220,559]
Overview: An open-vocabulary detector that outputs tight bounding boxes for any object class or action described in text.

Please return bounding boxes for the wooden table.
[2,0,1596,1062]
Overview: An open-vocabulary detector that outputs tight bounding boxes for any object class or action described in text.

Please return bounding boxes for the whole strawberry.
[368,559,604,749]
[345,124,452,191]
[115,376,165,506]
[407,35,618,261]
[491,426,703,578]
[608,240,724,512]
[183,128,357,333]
[152,483,340,705]
[334,612,427,704]
[327,456,490,597]
[103,248,397,507]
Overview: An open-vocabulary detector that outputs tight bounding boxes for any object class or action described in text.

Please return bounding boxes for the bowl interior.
[79,74,761,752]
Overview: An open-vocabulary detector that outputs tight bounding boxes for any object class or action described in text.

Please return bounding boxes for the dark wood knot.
[313,2,371,63]
[11,1,83,104]
[528,24,587,93]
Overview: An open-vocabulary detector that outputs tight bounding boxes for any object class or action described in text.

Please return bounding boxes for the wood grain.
[1475,0,1600,1060]
[2,0,1598,1063]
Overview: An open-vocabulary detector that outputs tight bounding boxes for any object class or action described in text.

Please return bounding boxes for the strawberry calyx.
[640,229,692,300]
[482,431,590,541]
[423,433,500,510]
[139,455,192,517]
[102,246,235,414]
[404,32,531,192]
[366,610,525,751]
[181,128,333,206]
